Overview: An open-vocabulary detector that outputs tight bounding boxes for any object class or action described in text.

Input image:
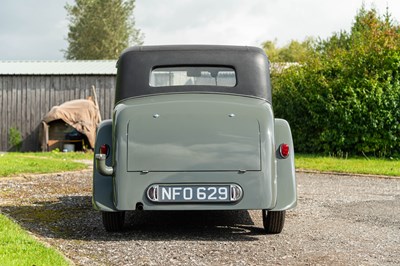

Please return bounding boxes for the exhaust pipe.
[136,203,144,211]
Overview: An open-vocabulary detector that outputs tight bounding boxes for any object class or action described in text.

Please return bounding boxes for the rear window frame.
[149,65,237,88]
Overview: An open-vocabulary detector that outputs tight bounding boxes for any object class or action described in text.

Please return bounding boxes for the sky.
[0,0,399,60]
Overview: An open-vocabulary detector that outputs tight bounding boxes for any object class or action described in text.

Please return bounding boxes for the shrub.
[8,127,22,151]
[272,6,400,157]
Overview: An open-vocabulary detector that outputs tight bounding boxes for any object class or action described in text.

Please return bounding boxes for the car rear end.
[112,93,277,211]
[92,45,296,233]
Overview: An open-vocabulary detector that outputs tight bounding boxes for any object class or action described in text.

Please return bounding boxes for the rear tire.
[262,210,285,234]
[102,211,125,232]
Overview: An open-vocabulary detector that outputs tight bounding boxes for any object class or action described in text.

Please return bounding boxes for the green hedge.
[272,7,400,157]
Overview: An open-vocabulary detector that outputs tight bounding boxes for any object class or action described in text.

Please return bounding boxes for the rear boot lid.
[127,105,261,172]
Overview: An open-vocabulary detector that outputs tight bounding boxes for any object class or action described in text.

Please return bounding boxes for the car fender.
[92,119,118,211]
[272,118,297,210]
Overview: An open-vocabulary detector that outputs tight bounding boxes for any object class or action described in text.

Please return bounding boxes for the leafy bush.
[8,127,22,151]
[272,7,400,157]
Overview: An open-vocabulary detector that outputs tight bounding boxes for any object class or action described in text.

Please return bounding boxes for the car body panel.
[92,119,117,212]
[273,119,297,210]
[126,96,261,172]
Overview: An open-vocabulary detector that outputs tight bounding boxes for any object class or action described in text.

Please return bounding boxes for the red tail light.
[279,143,290,158]
[100,144,110,157]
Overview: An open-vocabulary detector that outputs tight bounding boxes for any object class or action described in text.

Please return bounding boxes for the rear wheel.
[102,211,125,232]
[262,210,285,234]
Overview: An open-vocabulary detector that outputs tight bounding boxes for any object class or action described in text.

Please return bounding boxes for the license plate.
[146,184,243,203]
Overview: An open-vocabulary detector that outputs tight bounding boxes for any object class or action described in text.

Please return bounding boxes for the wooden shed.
[0,61,117,151]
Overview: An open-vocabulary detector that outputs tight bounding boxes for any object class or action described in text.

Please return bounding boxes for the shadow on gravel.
[1,195,266,242]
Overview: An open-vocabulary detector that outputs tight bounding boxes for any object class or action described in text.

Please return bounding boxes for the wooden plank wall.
[0,75,116,151]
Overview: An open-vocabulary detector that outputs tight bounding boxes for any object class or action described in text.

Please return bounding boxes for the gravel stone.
[0,170,399,265]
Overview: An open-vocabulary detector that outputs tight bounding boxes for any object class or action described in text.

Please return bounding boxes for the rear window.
[149,66,236,87]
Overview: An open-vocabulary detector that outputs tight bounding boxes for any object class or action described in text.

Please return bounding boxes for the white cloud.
[136,0,400,47]
[0,0,399,59]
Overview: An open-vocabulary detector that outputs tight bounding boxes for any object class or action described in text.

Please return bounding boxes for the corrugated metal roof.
[0,60,117,75]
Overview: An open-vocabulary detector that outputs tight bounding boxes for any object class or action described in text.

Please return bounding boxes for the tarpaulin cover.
[42,99,101,148]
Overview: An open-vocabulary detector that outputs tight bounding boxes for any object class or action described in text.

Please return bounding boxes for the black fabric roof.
[115,45,271,103]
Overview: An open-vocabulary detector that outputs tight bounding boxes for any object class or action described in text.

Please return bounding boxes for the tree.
[65,0,143,60]
[262,38,314,62]
[272,6,400,157]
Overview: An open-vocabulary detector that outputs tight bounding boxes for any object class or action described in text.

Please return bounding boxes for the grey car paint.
[93,94,296,211]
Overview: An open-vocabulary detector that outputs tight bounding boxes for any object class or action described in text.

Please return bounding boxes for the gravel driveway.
[0,170,399,265]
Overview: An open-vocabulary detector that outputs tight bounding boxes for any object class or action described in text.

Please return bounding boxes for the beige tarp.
[42,99,101,149]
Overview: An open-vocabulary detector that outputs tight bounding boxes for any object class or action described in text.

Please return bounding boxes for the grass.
[0,151,91,265]
[0,151,92,177]
[0,214,70,266]
[296,154,400,177]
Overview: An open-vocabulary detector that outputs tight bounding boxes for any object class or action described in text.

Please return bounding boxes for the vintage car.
[93,45,296,234]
